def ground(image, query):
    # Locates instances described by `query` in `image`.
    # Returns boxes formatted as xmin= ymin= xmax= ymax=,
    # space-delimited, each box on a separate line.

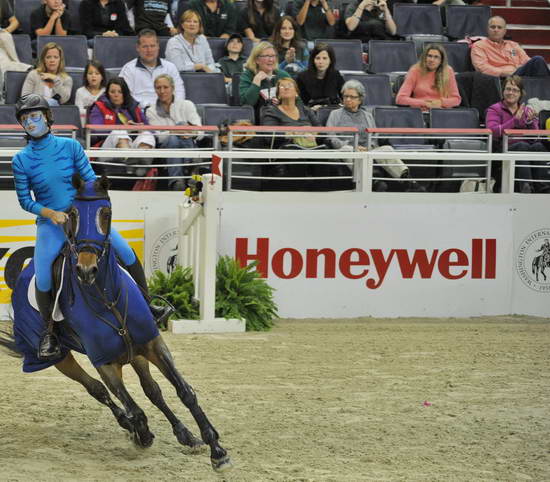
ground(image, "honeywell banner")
xmin=218 ymin=194 xmax=514 ymax=318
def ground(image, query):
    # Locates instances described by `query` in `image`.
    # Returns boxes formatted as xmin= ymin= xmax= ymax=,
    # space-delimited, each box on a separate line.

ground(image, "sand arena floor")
xmin=0 ymin=316 xmax=549 ymax=482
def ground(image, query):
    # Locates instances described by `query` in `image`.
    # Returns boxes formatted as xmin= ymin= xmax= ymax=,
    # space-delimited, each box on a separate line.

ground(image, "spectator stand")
xmin=225 ymin=124 xmax=360 ymax=191
xmin=365 ymin=126 xmax=493 ymax=191
xmin=84 ymin=123 xmax=220 ymax=185
xmin=314 ymin=39 xmax=364 ymax=72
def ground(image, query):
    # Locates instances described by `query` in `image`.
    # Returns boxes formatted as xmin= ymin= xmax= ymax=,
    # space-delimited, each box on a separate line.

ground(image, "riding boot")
xmin=36 ymin=287 xmax=62 ymax=360
xmin=125 ymin=259 xmax=174 ymax=327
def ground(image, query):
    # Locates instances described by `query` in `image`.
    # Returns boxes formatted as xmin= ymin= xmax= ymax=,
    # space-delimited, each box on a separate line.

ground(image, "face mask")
xmin=21 ymin=111 xmax=49 ymax=138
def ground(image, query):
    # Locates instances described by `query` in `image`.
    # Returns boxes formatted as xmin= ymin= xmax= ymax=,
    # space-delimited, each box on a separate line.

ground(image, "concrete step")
xmin=506 ymin=25 xmax=550 ymax=44
xmin=492 ymin=6 xmax=550 ymax=24
xmin=524 ymin=46 xmax=550 ymax=61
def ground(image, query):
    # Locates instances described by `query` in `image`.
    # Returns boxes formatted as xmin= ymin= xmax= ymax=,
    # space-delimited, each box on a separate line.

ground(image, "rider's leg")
xmin=110 ymin=228 xmax=173 ymax=326
xmin=34 ymin=220 xmax=65 ymax=360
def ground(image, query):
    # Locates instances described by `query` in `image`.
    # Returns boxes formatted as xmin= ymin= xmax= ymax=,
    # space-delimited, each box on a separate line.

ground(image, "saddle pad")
xmin=27 ymin=257 xmax=66 ymax=322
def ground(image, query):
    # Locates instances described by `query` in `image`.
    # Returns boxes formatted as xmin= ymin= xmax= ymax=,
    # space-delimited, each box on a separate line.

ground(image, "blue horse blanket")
xmin=12 ymin=254 xmax=159 ymax=373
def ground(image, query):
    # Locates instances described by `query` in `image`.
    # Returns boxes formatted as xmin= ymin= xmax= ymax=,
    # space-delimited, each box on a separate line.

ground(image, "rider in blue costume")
xmin=12 ymin=94 xmax=172 ymax=361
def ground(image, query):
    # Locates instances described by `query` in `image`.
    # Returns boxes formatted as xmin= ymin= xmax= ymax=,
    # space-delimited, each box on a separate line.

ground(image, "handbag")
xmin=132 ymin=167 xmax=158 ymax=191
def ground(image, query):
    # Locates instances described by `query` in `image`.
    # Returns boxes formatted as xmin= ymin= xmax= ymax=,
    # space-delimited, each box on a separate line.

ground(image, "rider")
xmin=537 ymin=238 xmax=550 ymax=257
xmin=12 ymin=94 xmax=172 ymax=361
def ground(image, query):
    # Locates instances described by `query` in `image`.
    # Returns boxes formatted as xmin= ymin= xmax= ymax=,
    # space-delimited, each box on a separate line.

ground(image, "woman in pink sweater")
xmin=396 ymin=44 xmax=460 ymax=111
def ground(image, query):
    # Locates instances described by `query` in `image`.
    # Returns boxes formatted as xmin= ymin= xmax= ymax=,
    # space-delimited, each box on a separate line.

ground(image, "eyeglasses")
xmin=343 ymin=95 xmax=360 ymax=99
xmin=504 ymin=87 xmax=521 ymax=93
xmin=258 ymin=55 xmax=277 ymax=59
xmin=278 ymin=84 xmax=295 ymax=90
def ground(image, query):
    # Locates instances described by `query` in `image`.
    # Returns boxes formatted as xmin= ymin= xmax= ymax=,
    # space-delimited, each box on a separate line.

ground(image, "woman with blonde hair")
xmin=165 ymin=9 xmax=219 ymax=73
xmin=22 ymin=42 xmax=72 ymax=105
xmin=396 ymin=44 xmax=460 ymax=111
xmin=239 ymin=41 xmax=290 ymax=119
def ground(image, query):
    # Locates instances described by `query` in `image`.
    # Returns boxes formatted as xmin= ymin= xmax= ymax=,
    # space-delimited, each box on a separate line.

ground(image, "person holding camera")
xmin=344 ymin=0 xmax=396 ymax=44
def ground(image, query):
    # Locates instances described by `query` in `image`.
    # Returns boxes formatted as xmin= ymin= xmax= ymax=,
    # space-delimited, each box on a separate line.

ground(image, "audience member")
xmin=79 ymin=0 xmax=134 ymax=40
xmin=22 ymin=42 xmax=72 ymax=105
xmin=344 ymin=0 xmax=396 ymax=44
xmin=89 ymin=77 xmax=155 ymax=176
xmin=486 ymin=75 xmax=549 ymax=193
xmin=0 ymin=0 xmax=32 ymax=79
xmin=396 ymin=44 xmax=460 ymax=111
xmin=238 ymin=0 xmax=278 ymax=43
xmin=295 ymin=0 xmax=336 ymax=42
xmin=147 ymin=74 xmax=202 ymax=191
xmin=218 ymin=33 xmax=247 ymax=83
xmin=31 ymin=0 xmax=70 ymax=39
xmin=296 ymin=43 xmax=344 ymax=109
xmin=187 ymin=0 xmax=237 ymax=38
xmin=165 ymin=9 xmax=219 ymax=72
xmin=119 ymin=29 xmax=184 ymax=108
xmin=75 ymin=60 xmax=107 ymax=119
xmin=133 ymin=0 xmax=177 ymax=37
xmin=326 ymin=79 xmax=423 ymax=192
xmin=239 ymin=41 xmax=290 ymax=120
xmin=270 ymin=16 xmax=309 ymax=77
xmin=471 ymin=16 xmax=550 ymax=78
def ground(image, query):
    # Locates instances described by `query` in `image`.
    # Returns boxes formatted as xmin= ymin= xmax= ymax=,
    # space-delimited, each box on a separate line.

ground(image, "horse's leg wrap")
xmin=131 ymin=357 xmax=204 ymax=449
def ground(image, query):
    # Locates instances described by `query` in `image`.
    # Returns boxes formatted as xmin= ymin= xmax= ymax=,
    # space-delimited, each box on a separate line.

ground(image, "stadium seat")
xmin=394 ymin=4 xmax=443 ymax=36
xmin=51 ymin=105 xmax=84 ymax=141
xmin=342 ymin=73 xmax=393 ymax=106
xmin=429 ymin=107 xmax=480 ymax=129
xmin=37 ymin=35 xmax=88 ymax=72
xmin=3 ymin=71 xmax=27 ymax=105
xmin=93 ymin=36 xmax=138 ymax=72
xmin=207 ymin=37 xmax=254 ymax=62
xmin=68 ymin=0 xmax=83 ymax=34
xmin=367 ymin=40 xmax=417 ymax=76
xmin=180 ymin=72 xmax=227 ymax=104
xmin=0 ymin=105 xmax=27 ymax=189
xmin=429 ymin=41 xmax=472 ymax=73
xmin=317 ymin=105 xmax=341 ymax=126
xmin=315 ymin=39 xmax=364 ymax=72
xmin=14 ymin=0 xmax=36 ymax=35
xmin=68 ymin=71 xmax=85 ymax=105
xmin=522 ymin=77 xmax=550 ymax=102
xmin=445 ymin=5 xmax=491 ymax=40
xmin=0 ymin=104 xmax=16 ymax=125
xmin=406 ymin=34 xmax=448 ymax=57
xmin=199 ymin=104 xmax=254 ymax=126
xmin=230 ymin=72 xmax=241 ymax=106
xmin=12 ymin=35 xmax=33 ymax=66
xmin=540 ymin=110 xmax=550 ymax=128
xmin=374 ymin=106 xmax=437 ymax=184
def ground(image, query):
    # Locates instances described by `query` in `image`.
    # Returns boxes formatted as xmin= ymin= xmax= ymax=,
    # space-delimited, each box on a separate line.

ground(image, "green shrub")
xmin=215 ymin=256 xmax=277 ymax=331
xmin=148 ymin=257 xmax=278 ymax=331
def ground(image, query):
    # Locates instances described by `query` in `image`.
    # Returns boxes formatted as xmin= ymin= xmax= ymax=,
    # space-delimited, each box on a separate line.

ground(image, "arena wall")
xmin=0 ymin=190 xmax=548 ymax=319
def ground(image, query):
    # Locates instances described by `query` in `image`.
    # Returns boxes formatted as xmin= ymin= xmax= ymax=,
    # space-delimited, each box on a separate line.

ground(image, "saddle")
xmin=27 ymin=253 xmax=67 ymax=322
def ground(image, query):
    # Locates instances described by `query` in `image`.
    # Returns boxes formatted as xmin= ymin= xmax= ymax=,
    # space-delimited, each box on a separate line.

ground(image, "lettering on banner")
xmin=235 ymin=237 xmax=497 ymax=289
xmin=516 ymin=228 xmax=550 ymax=293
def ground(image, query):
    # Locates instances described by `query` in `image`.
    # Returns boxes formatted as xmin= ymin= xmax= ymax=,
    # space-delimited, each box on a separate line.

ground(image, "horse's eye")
xmin=68 ymin=208 xmax=79 ymax=238
xmin=96 ymin=207 xmax=111 ymax=235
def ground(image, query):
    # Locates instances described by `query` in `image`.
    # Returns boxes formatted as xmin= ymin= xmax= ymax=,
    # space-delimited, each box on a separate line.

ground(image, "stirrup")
xmin=150 ymin=304 xmax=175 ymax=328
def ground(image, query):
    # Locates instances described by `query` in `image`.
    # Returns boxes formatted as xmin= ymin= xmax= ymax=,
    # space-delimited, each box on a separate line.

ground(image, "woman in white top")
xmin=147 ymin=74 xmax=202 ymax=190
xmin=21 ymin=42 xmax=72 ymax=105
xmin=74 ymin=60 xmax=107 ymax=120
xmin=165 ymin=9 xmax=219 ymax=73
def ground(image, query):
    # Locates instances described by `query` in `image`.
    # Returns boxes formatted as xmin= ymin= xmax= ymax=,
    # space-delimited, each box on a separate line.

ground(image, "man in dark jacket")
xmin=79 ymin=0 xmax=134 ymax=39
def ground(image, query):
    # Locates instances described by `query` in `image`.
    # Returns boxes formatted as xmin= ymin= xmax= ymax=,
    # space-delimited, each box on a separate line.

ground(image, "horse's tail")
xmin=0 ymin=319 xmax=22 ymax=358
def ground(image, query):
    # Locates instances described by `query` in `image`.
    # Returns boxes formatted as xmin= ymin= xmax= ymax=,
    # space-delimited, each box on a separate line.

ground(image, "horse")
xmin=2 ymin=174 xmax=232 ymax=473
xmin=532 ymin=252 xmax=550 ymax=282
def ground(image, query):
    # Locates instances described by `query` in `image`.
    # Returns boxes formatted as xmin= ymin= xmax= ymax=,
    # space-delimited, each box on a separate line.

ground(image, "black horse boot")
xmin=125 ymin=258 xmax=174 ymax=327
xmin=36 ymin=287 xmax=62 ymax=360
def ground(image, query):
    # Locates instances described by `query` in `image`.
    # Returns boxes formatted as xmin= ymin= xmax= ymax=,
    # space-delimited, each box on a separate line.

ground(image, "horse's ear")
xmin=72 ymin=173 xmax=84 ymax=191
xmin=98 ymin=174 xmax=110 ymax=192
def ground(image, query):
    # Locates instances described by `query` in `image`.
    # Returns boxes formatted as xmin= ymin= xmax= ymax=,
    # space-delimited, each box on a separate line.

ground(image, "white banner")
xmin=1 ymin=190 xmax=547 ymax=319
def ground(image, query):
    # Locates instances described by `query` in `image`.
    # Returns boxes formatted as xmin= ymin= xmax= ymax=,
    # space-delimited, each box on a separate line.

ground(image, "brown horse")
xmin=3 ymin=175 xmax=232 ymax=473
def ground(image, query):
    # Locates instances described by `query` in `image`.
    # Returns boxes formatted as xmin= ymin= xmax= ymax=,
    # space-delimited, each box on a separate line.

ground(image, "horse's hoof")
xmin=133 ymin=429 xmax=155 ymax=448
xmin=211 ymin=454 xmax=233 ymax=473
